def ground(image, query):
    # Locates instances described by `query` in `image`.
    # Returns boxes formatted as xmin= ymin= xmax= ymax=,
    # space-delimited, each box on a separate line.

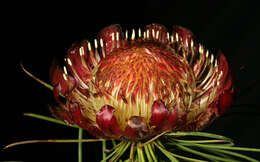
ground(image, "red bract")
xmin=49 ymin=24 xmax=234 ymax=140
xmin=96 ymin=105 xmax=122 ymax=138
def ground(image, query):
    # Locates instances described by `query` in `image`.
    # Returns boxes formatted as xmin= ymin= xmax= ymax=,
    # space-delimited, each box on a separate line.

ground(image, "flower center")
xmin=86 ymin=42 xmax=188 ymax=130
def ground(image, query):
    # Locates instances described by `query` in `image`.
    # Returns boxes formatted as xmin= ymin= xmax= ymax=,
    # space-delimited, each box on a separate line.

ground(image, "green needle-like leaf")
xmin=102 ymin=140 xmax=107 ymax=161
xmin=111 ymin=140 xmax=117 ymax=147
xmin=155 ymin=141 xmax=207 ymax=162
xmin=110 ymin=142 xmax=130 ymax=162
xmin=78 ymin=128 xmax=83 ymax=162
xmin=166 ymin=132 xmax=233 ymax=143
xmin=101 ymin=142 xmax=124 ymax=162
xmin=211 ymin=149 xmax=259 ymax=162
xmin=154 ymin=141 xmax=179 ymax=162
xmin=147 ymin=143 xmax=158 ymax=162
xmin=173 ymin=142 xmax=238 ymax=162
xmin=4 ymin=139 xmax=104 ymax=149
xmin=144 ymin=144 xmax=152 ymax=161
xmin=180 ymin=143 xmax=260 ymax=152
xmin=129 ymin=142 xmax=135 ymax=162
xmin=21 ymin=63 xmax=54 ymax=91
xmin=120 ymin=142 xmax=131 ymax=159
xmin=24 ymin=113 xmax=80 ymax=128
xmin=201 ymin=147 xmax=235 ymax=159
xmin=172 ymin=139 xmax=233 ymax=145
xmin=137 ymin=142 xmax=146 ymax=162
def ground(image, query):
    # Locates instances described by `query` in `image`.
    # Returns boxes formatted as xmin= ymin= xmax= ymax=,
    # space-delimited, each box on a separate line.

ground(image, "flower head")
xmin=49 ymin=24 xmax=234 ymax=140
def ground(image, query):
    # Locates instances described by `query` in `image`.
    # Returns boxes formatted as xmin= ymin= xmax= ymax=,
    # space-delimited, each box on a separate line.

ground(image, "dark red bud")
xmin=70 ymin=103 xmax=90 ymax=129
xmin=53 ymin=85 xmax=65 ymax=107
xmin=216 ymin=52 xmax=233 ymax=101
xmin=163 ymin=107 xmax=178 ymax=130
xmin=98 ymin=24 xmax=123 ymax=54
xmin=217 ymin=52 xmax=229 ymax=79
xmin=150 ymin=100 xmax=169 ymax=131
xmin=145 ymin=24 xmax=168 ymax=42
xmin=96 ymin=105 xmax=122 ymax=136
xmin=66 ymin=41 xmax=93 ymax=87
xmin=216 ymin=52 xmax=230 ymax=91
xmin=173 ymin=26 xmax=194 ymax=47
xmin=219 ymin=90 xmax=233 ymax=115
xmin=50 ymin=61 xmax=75 ymax=95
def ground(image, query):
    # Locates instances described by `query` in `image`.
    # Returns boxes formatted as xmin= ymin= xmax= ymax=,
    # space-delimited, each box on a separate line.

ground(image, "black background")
xmin=2 ymin=1 xmax=260 ymax=161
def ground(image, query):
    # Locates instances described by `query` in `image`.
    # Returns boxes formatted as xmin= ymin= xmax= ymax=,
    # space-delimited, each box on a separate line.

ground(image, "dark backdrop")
xmin=2 ymin=1 xmax=260 ymax=161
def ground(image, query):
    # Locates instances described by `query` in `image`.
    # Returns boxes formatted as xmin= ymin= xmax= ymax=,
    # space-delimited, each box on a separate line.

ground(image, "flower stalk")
xmin=78 ymin=128 xmax=83 ymax=162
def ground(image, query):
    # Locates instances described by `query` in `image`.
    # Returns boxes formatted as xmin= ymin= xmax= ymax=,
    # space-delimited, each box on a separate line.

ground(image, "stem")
xmin=129 ymin=142 xmax=135 ymax=162
xmin=102 ymin=140 xmax=106 ymax=160
xmin=138 ymin=131 xmax=167 ymax=148
xmin=4 ymin=139 xmax=105 ymax=149
xmin=78 ymin=128 xmax=83 ymax=162
xmin=111 ymin=140 xmax=117 ymax=147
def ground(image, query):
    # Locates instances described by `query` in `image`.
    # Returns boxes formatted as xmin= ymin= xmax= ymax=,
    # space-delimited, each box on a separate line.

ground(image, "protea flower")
xmin=49 ymin=24 xmax=234 ymax=141
xmin=10 ymin=23 xmax=260 ymax=161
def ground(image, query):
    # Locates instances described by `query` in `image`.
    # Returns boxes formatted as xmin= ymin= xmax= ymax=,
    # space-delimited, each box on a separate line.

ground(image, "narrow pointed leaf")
xmin=154 ymin=142 xmax=179 ymax=162
xmin=174 ymin=142 xmax=238 ymax=162
xmin=144 ymin=145 xmax=152 ymax=162
xmin=78 ymin=128 xmax=83 ymax=162
xmin=4 ymin=139 xmax=104 ymax=149
xmin=21 ymin=63 xmax=54 ymax=91
xmin=181 ymin=143 xmax=260 ymax=152
xmin=101 ymin=141 xmax=124 ymax=162
xmin=137 ymin=142 xmax=145 ymax=162
xmin=24 ymin=113 xmax=79 ymax=128
xmin=166 ymin=131 xmax=233 ymax=143
xmin=147 ymin=143 xmax=158 ymax=162
xmin=102 ymin=140 xmax=107 ymax=160
xmin=212 ymin=149 xmax=259 ymax=162
xmin=155 ymin=141 xmax=206 ymax=162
